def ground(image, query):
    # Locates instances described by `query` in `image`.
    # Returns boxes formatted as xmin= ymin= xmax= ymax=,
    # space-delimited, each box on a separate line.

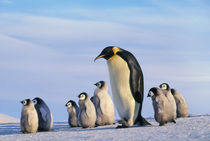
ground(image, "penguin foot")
xmin=159 ymin=123 xmax=165 ymax=126
xmin=116 ymin=124 xmax=129 ymax=128
xmin=172 ymin=119 xmax=176 ymax=124
xmin=117 ymin=120 xmax=127 ymax=124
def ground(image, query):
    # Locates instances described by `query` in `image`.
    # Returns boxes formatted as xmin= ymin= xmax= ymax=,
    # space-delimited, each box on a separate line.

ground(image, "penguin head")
xmin=159 ymin=83 xmax=170 ymax=90
xmin=32 ymin=97 xmax=44 ymax=105
xmin=66 ymin=100 xmax=77 ymax=108
xmin=94 ymin=81 xmax=105 ymax=89
xmin=147 ymin=87 xmax=158 ymax=98
xmin=94 ymin=46 xmax=120 ymax=61
xmin=21 ymin=99 xmax=32 ymax=106
xmin=78 ymin=92 xmax=88 ymax=101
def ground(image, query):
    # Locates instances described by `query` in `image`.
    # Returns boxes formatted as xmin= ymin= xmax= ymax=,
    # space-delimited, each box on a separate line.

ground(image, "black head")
xmin=65 ymin=100 xmax=77 ymax=107
xmin=78 ymin=92 xmax=88 ymax=101
xmin=171 ymin=89 xmax=176 ymax=95
xmin=94 ymin=46 xmax=121 ymax=61
xmin=32 ymin=97 xmax=44 ymax=105
xmin=147 ymin=87 xmax=159 ymax=97
xmin=20 ymin=99 xmax=31 ymax=106
xmin=94 ymin=80 xmax=105 ymax=89
xmin=159 ymin=83 xmax=170 ymax=90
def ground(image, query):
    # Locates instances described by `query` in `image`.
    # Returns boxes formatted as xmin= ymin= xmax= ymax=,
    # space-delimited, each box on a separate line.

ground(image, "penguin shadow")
xmin=52 ymin=121 xmax=71 ymax=131
xmin=188 ymin=114 xmax=210 ymax=118
xmin=0 ymin=122 xmax=22 ymax=135
xmin=52 ymin=121 xmax=117 ymax=132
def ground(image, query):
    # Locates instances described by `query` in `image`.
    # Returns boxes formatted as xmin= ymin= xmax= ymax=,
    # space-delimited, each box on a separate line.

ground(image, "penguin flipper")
xmin=40 ymin=107 xmax=47 ymax=122
xmin=95 ymin=95 xmax=103 ymax=115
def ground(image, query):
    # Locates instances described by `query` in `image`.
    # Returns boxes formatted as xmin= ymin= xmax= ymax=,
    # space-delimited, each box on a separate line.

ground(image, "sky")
xmin=0 ymin=0 xmax=210 ymax=121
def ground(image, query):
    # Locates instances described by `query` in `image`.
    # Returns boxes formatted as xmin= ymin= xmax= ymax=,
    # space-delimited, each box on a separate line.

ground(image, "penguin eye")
xmin=97 ymin=83 xmax=102 ymax=88
xmin=67 ymin=103 xmax=72 ymax=107
xmin=33 ymin=99 xmax=37 ymax=105
xmin=80 ymin=94 xmax=86 ymax=100
xmin=162 ymin=84 xmax=167 ymax=90
xmin=23 ymin=100 xmax=27 ymax=105
xmin=148 ymin=91 xmax=154 ymax=97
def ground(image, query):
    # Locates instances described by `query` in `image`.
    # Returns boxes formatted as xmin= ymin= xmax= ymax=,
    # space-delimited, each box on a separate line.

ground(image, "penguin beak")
xmin=94 ymin=54 xmax=105 ymax=62
xmin=20 ymin=100 xmax=23 ymax=104
xmin=94 ymin=83 xmax=97 ymax=86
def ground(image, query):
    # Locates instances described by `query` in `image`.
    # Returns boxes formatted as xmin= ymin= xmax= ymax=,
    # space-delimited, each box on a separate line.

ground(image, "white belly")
xmin=107 ymin=55 xmax=139 ymax=121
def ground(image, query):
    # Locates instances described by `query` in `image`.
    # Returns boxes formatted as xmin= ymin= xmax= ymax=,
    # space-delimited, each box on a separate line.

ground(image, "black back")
xmin=117 ymin=48 xmax=150 ymax=125
xmin=117 ymin=48 xmax=144 ymax=103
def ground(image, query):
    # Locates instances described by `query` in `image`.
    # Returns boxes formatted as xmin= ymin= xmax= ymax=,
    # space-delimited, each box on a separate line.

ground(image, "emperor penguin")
xmin=65 ymin=100 xmax=80 ymax=127
xmin=147 ymin=88 xmax=176 ymax=126
xmin=32 ymin=97 xmax=53 ymax=131
xmin=93 ymin=80 xmax=115 ymax=126
xmin=78 ymin=92 xmax=96 ymax=128
xmin=20 ymin=99 xmax=38 ymax=133
xmin=171 ymin=89 xmax=189 ymax=118
xmin=159 ymin=83 xmax=177 ymax=120
xmin=94 ymin=46 xmax=150 ymax=127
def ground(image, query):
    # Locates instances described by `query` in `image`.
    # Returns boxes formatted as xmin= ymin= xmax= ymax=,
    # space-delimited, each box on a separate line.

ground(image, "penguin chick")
xmin=171 ymin=89 xmax=189 ymax=118
xmin=65 ymin=100 xmax=80 ymax=127
xmin=20 ymin=99 xmax=38 ymax=133
xmin=147 ymin=88 xmax=176 ymax=126
xmin=93 ymin=81 xmax=115 ymax=126
xmin=32 ymin=97 xmax=53 ymax=131
xmin=78 ymin=92 xmax=96 ymax=128
xmin=159 ymin=83 xmax=177 ymax=120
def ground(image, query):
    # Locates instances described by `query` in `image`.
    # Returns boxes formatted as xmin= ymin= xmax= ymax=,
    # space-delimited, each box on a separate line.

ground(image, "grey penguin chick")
xmin=32 ymin=97 xmax=53 ymax=131
xmin=65 ymin=100 xmax=80 ymax=127
xmin=147 ymin=88 xmax=176 ymax=126
xmin=93 ymin=81 xmax=115 ymax=126
xmin=78 ymin=92 xmax=96 ymax=128
xmin=171 ymin=89 xmax=189 ymax=118
xmin=159 ymin=83 xmax=177 ymax=120
xmin=20 ymin=99 xmax=38 ymax=133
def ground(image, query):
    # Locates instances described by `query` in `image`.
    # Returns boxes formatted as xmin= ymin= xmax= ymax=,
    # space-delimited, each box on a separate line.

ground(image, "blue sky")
xmin=0 ymin=0 xmax=210 ymax=120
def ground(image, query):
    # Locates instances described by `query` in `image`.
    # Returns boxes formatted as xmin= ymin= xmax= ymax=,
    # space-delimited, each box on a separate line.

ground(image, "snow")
xmin=0 ymin=114 xmax=210 ymax=141
xmin=0 ymin=114 xmax=19 ymax=123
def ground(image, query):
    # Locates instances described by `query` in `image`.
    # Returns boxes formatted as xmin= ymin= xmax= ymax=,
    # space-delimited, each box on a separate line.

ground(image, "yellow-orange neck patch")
xmin=112 ymin=47 xmax=120 ymax=54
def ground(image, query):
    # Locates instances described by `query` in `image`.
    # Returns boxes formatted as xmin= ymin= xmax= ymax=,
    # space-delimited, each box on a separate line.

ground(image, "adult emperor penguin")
xmin=78 ymin=92 xmax=96 ymax=128
xmin=94 ymin=46 xmax=150 ymax=127
xmin=32 ymin=97 xmax=53 ymax=131
xmin=20 ymin=99 xmax=38 ymax=133
xmin=171 ymin=88 xmax=189 ymax=118
xmin=93 ymin=80 xmax=115 ymax=126
xmin=147 ymin=88 xmax=176 ymax=126
xmin=159 ymin=83 xmax=177 ymax=120
xmin=65 ymin=100 xmax=80 ymax=127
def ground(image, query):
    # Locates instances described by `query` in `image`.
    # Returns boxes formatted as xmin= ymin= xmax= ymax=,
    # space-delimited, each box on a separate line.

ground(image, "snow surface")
xmin=0 ymin=114 xmax=210 ymax=141
xmin=0 ymin=114 xmax=19 ymax=123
